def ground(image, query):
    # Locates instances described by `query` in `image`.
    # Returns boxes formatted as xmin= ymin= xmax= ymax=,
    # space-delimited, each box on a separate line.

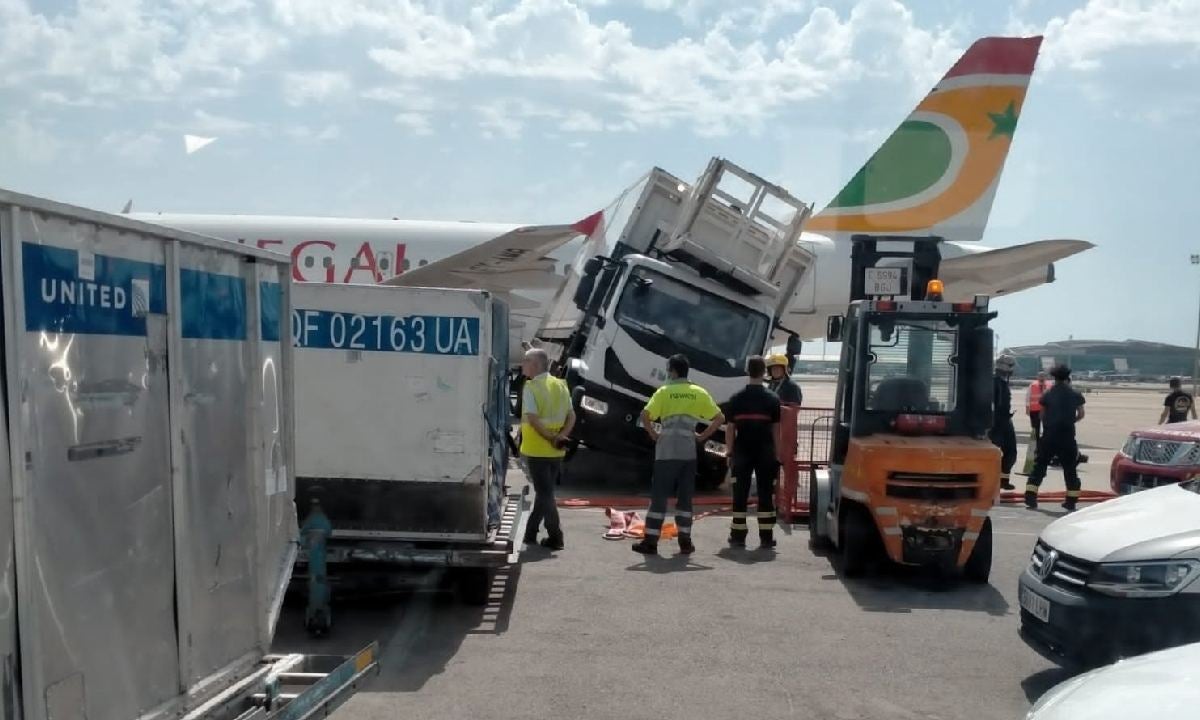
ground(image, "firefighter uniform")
xmin=723 ymin=383 xmax=782 ymax=548
xmin=1025 ymin=379 xmax=1086 ymax=511
xmin=765 ymin=354 xmax=803 ymax=405
xmin=638 ymin=379 xmax=722 ymax=550
xmin=990 ymin=357 xmax=1018 ymax=491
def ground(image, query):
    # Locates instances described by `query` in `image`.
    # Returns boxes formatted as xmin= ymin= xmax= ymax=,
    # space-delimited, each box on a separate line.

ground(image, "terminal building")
xmin=1001 ymin=339 xmax=1199 ymax=380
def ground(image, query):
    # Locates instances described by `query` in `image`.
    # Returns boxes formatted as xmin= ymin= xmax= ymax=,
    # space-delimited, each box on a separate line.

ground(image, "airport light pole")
xmin=1192 ymin=254 xmax=1200 ymax=397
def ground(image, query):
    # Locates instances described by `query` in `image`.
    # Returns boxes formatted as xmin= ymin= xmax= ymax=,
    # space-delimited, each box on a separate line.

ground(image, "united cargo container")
xmin=0 ymin=189 xmax=376 ymax=720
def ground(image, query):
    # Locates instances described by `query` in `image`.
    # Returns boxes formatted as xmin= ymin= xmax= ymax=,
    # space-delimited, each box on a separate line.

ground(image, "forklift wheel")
xmin=457 ymin=568 xmax=493 ymax=606
xmin=807 ymin=476 xmax=830 ymax=549
xmin=840 ymin=507 xmax=873 ymax=578
xmin=964 ymin=517 xmax=993 ymax=584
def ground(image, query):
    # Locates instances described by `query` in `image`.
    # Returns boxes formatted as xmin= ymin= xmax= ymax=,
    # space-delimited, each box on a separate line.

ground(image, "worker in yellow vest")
xmin=631 ymin=354 xmax=725 ymax=556
xmin=1025 ymin=371 xmax=1049 ymax=442
xmin=519 ymin=348 xmax=575 ymax=551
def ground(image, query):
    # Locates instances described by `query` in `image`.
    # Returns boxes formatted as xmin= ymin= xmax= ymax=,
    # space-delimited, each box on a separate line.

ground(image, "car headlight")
xmin=1120 ymin=435 xmax=1138 ymax=457
xmin=580 ymin=395 xmax=608 ymax=415
xmin=704 ymin=439 xmax=727 ymax=457
xmin=1088 ymin=560 xmax=1200 ymax=598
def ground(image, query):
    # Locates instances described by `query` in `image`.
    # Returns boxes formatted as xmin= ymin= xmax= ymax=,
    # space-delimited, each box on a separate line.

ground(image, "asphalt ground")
xmin=272 ymin=384 xmax=1169 ymax=719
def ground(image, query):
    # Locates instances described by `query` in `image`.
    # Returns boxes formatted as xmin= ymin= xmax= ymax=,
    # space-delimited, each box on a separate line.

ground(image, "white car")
xmin=1018 ymin=479 xmax=1200 ymax=666
xmin=1026 ymin=641 xmax=1200 ymax=719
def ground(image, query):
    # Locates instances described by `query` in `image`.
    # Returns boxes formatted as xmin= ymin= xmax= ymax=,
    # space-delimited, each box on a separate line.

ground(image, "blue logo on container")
xmin=23 ymin=243 xmax=165 ymax=336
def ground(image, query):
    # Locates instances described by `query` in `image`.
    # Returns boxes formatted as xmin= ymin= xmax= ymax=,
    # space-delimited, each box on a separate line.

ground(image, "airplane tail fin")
xmin=121 ymin=199 xmax=133 ymax=214
xmin=807 ymin=35 xmax=1043 ymax=242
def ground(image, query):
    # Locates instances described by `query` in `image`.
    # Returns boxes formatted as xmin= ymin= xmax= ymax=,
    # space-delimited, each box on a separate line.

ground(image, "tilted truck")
xmin=289 ymin=282 xmax=527 ymax=631
xmin=809 ymin=236 xmax=1000 ymax=581
xmin=0 ymin=189 xmax=377 ymax=720
xmin=536 ymin=158 xmax=814 ymax=488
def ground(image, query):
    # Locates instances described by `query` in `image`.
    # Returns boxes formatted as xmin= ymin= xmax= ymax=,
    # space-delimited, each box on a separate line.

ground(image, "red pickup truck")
xmin=1111 ymin=421 xmax=1200 ymax=494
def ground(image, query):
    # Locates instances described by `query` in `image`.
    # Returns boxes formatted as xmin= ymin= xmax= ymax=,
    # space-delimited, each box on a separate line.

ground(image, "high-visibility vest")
xmin=520 ymin=374 xmax=571 ymax=458
xmin=1027 ymin=380 xmax=1048 ymax=412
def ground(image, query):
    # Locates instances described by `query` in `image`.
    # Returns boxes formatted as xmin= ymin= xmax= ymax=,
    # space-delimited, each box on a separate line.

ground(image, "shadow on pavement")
xmin=1021 ymin=666 xmax=1076 ymax=704
xmin=272 ymin=564 xmax=523 ymax=693
xmin=715 ymin=546 xmax=778 ymax=565
xmin=626 ymin=553 xmax=714 ymax=573
xmin=810 ymin=552 xmax=1012 ymax=616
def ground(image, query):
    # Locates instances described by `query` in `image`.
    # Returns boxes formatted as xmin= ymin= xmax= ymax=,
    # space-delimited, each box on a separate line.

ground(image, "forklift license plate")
xmin=865 ymin=267 xmax=904 ymax=296
xmin=1019 ymin=587 xmax=1051 ymax=623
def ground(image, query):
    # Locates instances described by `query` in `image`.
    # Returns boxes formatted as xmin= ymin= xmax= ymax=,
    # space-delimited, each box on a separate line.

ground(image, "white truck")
xmin=537 ymin=158 xmax=815 ymax=488
xmin=0 ymin=189 xmax=376 ymax=720
xmin=289 ymin=282 xmax=526 ymax=627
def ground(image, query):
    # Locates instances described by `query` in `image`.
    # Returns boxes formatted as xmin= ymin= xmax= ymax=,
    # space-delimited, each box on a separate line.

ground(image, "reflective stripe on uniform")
xmin=1065 ymin=490 xmax=1081 ymax=497
xmin=1025 ymin=484 xmax=1039 ymax=493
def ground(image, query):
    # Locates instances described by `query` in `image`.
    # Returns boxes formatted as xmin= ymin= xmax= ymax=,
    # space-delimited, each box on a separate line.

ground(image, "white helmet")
xmin=995 ymin=354 xmax=1016 ymax=373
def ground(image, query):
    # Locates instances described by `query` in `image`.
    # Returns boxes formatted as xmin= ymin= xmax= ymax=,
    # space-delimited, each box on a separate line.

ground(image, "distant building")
xmin=1001 ymin=339 xmax=1198 ymax=380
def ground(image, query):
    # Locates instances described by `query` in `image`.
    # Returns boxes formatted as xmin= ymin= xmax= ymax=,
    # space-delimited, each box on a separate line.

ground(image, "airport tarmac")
xmin=273 ymin=383 xmax=1172 ymax=719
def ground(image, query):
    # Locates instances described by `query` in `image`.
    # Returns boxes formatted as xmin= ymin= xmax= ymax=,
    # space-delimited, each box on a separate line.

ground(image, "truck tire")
xmin=840 ymin=506 xmax=873 ymax=578
xmin=808 ymin=476 xmax=830 ymax=549
xmin=457 ymin=568 xmax=493 ymax=606
xmin=964 ymin=517 xmax=993 ymax=584
xmin=305 ymin=609 xmax=332 ymax=637
xmin=696 ymin=460 xmax=726 ymax=491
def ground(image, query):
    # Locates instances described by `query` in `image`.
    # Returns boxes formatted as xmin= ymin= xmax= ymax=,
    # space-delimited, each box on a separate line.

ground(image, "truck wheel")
xmin=808 ymin=476 xmax=830 ymax=549
xmin=696 ymin=460 xmax=726 ymax=491
xmin=964 ymin=518 xmax=993 ymax=584
xmin=305 ymin=610 xmax=331 ymax=637
xmin=457 ymin=568 xmax=493 ymax=606
xmin=840 ymin=507 xmax=873 ymax=578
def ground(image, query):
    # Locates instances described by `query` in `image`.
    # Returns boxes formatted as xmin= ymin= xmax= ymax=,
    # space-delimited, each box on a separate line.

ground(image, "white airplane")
xmin=130 ymin=35 xmax=1091 ymax=357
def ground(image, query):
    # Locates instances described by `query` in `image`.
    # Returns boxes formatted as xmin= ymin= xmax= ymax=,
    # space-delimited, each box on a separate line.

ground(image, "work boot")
xmin=727 ymin=533 xmax=746 ymax=548
xmin=759 ymin=537 xmax=777 ymax=551
xmin=1001 ymin=477 xmax=1016 ymax=491
xmin=540 ymin=532 xmax=564 ymax=551
xmin=1024 ymin=491 xmax=1038 ymax=510
xmin=678 ymin=535 xmax=695 ymax=555
xmin=1061 ymin=502 xmax=1077 ymax=513
xmin=523 ymin=531 xmax=538 ymax=546
xmin=631 ymin=539 xmax=658 ymax=555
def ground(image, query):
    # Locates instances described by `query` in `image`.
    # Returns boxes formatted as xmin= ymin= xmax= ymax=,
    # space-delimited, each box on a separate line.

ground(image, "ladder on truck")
xmin=660 ymin=157 xmax=814 ymax=319
xmin=179 ymin=644 xmax=379 ymax=720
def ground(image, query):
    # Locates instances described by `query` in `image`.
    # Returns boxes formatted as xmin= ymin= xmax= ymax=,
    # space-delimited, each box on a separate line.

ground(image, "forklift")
xmin=809 ymin=236 xmax=1000 ymax=581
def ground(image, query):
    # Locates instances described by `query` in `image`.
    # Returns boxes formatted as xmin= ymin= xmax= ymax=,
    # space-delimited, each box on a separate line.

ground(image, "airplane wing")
xmin=940 ymin=239 xmax=1094 ymax=298
xmin=382 ymin=211 xmax=603 ymax=292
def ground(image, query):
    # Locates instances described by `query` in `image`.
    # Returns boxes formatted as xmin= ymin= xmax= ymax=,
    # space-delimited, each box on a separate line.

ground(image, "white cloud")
xmin=0 ymin=112 xmax=63 ymax=165
xmin=394 ymin=112 xmax=434 ymax=136
xmin=103 ymin=130 xmax=164 ymax=164
xmin=188 ymin=109 xmax=255 ymax=134
xmin=282 ymin=70 xmax=352 ymax=105
xmin=285 ymin=123 xmax=343 ymax=141
xmin=1034 ymin=0 xmax=1200 ymax=70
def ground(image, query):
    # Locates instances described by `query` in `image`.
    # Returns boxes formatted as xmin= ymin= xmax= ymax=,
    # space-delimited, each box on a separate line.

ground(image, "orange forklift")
xmin=809 ymin=236 xmax=1000 ymax=581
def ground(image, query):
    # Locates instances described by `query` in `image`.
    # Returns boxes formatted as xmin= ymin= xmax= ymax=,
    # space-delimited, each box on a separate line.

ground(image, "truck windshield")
xmin=615 ymin=267 xmax=769 ymax=374
xmin=865 ymin=318 xmax=958 ymax=413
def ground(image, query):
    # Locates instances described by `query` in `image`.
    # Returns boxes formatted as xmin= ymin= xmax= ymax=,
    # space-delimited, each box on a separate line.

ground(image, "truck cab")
xmin=810 ymin=237 xmax=1000 ymax=580
xmin=537 ymin=158 xmax=814 ymax=487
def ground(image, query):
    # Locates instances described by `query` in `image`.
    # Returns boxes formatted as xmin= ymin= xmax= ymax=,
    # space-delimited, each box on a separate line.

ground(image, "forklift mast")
xmin=848 ymin=234 xmax=944 ymax=302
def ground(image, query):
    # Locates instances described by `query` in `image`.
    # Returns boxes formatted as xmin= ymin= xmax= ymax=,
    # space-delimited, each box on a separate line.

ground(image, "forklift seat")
xmin=872 ymin=377 xmax=931 ymax=412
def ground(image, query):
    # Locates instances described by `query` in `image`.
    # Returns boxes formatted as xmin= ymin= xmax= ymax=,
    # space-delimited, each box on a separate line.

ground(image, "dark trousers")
xmin=524 ymin=456 xmax=563 ymax=540
xmin=644 ymin=459 xmax=696 ymax=541
xmin=990 ymin=419 xmax=1017 ymax=479
xmin=1029 ymin=412 xmax=1041 ymax=442
xmin=730 ymin=452 xmax=778 ymax=542
xmin=1026 ymin=433 xmax=1081 ymax=506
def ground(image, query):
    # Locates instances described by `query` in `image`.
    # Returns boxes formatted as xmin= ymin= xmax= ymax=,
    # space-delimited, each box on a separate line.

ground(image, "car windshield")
xmin=865 ymin=318 xmax=958 ymax=413
xmin=614 ymin=267 xmax=769 ymax=372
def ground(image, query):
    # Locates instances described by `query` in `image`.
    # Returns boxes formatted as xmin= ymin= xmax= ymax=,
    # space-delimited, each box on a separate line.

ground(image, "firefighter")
xmin=765 ymin=353 xmax=803 ymax=405
xmin=723 ymin=356 xmax=782 ymax=549
xmin=991 ymin=354 xmax=1018 ymax=491
xmin=1025 ymin=371 xmax=1049 ymax=441
xmin=632 ymin=354 xmax=725 ymax=556
xmin=1025 ymin=364 xmax=1086 ymax=512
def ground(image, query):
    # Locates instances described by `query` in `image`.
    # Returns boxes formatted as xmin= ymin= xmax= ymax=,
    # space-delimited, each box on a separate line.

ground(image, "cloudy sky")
xmin=1 ymin=0 xmax=1198 ymax=349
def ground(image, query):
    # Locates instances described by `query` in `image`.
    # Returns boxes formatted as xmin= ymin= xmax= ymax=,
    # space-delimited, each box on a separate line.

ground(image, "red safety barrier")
xmin=776 ymin=406 xmax=836 ymax=524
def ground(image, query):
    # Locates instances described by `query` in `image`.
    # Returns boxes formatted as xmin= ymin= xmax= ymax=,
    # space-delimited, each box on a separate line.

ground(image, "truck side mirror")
xmin=571 ymin=257 xmax=603 ymax=310
xmin=826 ymin=315 xmax=844 ymax=342
xmin=785 ymin=334 xmax=802 ymax=358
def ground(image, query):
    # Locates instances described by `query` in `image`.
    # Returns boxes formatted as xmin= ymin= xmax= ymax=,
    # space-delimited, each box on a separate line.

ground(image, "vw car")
xmin=1018 ymin=479 xmax=1200 ymax=666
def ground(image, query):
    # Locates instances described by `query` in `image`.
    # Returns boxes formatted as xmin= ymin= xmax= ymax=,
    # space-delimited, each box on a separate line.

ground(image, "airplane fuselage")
xmin=129 ymin=213 xmax=1033 ymax=350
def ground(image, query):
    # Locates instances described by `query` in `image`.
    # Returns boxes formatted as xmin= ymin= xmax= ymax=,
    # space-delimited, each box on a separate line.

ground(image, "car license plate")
xmin=1020 ymin=587 xmax=1051 ymax=623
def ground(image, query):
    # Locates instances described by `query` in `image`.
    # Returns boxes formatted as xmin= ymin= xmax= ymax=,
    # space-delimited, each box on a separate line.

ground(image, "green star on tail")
xmin=988 ymin=101 xmax=1019 ymax=139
